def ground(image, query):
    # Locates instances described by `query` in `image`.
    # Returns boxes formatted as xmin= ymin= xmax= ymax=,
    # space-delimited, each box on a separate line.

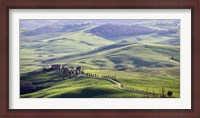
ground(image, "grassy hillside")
xmin=85 ymin=68 xmax=180 ymax=97
xmin=87 ymin=24 xmax=179 ymax=46
xmin=21 ymin=27 xmax=113 ymax=54
xmin=20 ymin=24 xmax=180 ymax=73
xmin=20 ymin=68 xmax=179 ymax=98
xmin=44 ymin=42 xmax=180 ymax=69
xmin=20 ymin=71 xmax=146 ymax=98
xmin=20 ymin=27 xmax=114 ymax=73
xmin=20 ymin=20 xmax=180 ymax=98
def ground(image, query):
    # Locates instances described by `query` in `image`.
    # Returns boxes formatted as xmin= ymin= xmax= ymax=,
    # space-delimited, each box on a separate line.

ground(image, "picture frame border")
xmin=0 ymin=0 xmax=199 ymax=117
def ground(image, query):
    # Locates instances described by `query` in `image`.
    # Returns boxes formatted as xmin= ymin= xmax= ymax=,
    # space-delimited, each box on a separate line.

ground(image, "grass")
xmin=20 ymin=27 xmax=114 ymax=73
xmin=20 ymin=24 xmax=180 ymax=98
xmin=20 ymin=74 xmax=147 ymax=98
xmin=21 ymin=68 xmax=180 ymax=98
xmin=41 ymin=43 xmax=180 ymax=70
xmin=20 ymin=26 xmax=180 ymax=73
xmin=85 ymin=68 xmax=180 ymax=98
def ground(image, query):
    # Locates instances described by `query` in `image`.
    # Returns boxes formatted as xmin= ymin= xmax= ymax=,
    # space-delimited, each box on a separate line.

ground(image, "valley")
xmin=20 ymin=19 xmax=180 ymax=98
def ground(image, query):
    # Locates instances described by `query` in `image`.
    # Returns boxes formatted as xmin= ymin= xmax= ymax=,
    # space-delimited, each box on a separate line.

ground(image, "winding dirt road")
xmin=105 ymin=78 xmax=158 ymax=96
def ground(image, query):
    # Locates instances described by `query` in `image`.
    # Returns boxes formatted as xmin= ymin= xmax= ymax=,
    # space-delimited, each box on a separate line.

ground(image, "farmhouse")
xmin=51 ymin=64 xmax=62 ymax=70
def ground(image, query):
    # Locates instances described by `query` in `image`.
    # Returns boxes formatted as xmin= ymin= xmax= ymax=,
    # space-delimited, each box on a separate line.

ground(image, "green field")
xmin=85 ymin=68 xmax=180 ymax=97
xmin=21 ymin=70 xmax=147 ymax=98
xmin=20 ymin=20 xmax=180 ymax=98
xmin=21 ymin=67 xmax=179 ymax=98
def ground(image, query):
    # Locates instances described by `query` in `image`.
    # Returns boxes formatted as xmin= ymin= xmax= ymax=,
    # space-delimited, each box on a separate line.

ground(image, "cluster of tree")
xmin=159 ymin=88 xmax=173 ymax=98
xmin=59 ymin=66 xmax=83 ymax=79
xmin=102 ymin=75 xmax=116 ymax=79
xmin=43 ymin=67 xmax=53 ymax=72
xmin=101 ymin=75 xmax=119 ymax=82
xmin=20 ymin=81 xmax=45 ymax=95
xmin=84 ymin=73 xmax=120 ymax=85
xmin=85 ymin=73 xmax=98 ymax=78
xmin=42 ymin=65 xmax=83 ymax=79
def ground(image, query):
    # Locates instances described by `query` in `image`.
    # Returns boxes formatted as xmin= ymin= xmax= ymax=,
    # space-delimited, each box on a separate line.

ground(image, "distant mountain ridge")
xmin=20 ymin=19 xmax=180 ymax=31
xmin=20 ymin=20 xmax=59 ymax=31
xmin=20 ymin=20 xmax=179 ymax=45
xmin=22 ymin=23 xmax=91 ymax=36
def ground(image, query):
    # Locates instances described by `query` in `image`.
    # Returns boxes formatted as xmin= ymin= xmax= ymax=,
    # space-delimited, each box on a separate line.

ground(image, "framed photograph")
xmin=0 ymin=0 xmax=199 ymax=117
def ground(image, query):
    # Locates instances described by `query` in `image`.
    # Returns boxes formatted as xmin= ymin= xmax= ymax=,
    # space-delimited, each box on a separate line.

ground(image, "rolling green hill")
xmin=85 ymin=68 xmax=180 ymax=97
xmin=20 ymin=24 xmax=180 ymax=74
xmin=20 ymin=70 xmax=147 ymax=98
xmin=20 ymin=67 xmax=179 ymax=98
xmin=20 ymin=27 xmax=114 ymax=73
xmin=21 ymin=26 xmax=114 ymax=54
xmin=20 ymin=20 xmax=180 ymax=98
xmin=20 ymin=68 xmax=179 ymax=98
xmin=44 ymin=42 xmax=180 ymax=69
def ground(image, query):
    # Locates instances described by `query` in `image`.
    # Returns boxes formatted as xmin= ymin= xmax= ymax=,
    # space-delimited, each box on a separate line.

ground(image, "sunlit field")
xmin=20 ymin=19 xmax=180 ymax=98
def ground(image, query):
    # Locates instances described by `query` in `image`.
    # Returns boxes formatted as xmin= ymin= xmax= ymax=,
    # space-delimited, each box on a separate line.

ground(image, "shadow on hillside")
xmin=52 ymin=88 xmax=117 ymax=98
